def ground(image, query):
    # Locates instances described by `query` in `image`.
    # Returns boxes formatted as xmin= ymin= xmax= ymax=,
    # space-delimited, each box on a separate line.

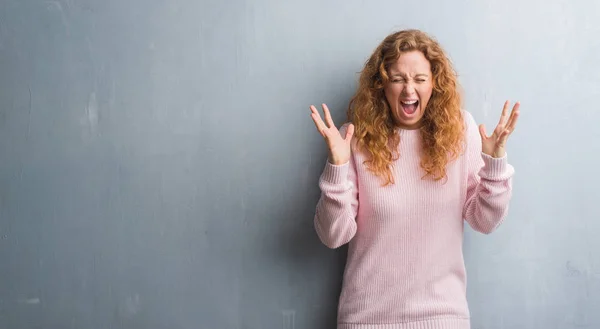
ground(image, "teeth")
xmin=401 ymin=100 xmax=418 ymax=105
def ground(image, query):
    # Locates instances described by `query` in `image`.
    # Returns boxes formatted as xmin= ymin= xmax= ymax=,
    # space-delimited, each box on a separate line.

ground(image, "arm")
xmin=463 ymin=111 xmax=515 ymax=234
xmin=314 ymin=124 xmax=359 ymax=248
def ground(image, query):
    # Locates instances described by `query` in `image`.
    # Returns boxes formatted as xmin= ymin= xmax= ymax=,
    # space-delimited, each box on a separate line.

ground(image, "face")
xmin=384 ymin=50 xmax=433 ymax=129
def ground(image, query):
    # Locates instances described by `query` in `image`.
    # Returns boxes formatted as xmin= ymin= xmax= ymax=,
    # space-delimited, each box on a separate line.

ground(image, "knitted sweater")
xmin=314 ymin=111 xmax=514 ymax=329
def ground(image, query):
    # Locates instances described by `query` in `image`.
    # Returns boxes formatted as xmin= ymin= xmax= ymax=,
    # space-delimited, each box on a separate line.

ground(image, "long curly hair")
xmin=348 ymin=29 xmax=465 ymax=185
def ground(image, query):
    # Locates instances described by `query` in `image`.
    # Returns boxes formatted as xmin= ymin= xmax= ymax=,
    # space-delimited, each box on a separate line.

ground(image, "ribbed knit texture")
xmin=314 ymin=111 xmax=514 ymax=329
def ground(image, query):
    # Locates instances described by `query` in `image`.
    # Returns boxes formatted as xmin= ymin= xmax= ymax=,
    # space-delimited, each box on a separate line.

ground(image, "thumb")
xmin=478 ymin=124 xmax=487 ymax=141
xmin=345 ymin=123 xmax=355 ymax=142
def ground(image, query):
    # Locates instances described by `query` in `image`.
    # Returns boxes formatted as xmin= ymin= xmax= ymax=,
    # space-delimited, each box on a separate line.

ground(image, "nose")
xmin=402 ymin=82 xmax=416 ymax=95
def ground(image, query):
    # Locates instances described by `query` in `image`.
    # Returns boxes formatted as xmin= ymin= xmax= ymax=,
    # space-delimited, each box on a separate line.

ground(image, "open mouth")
xmin=401 ymin=100 xmax=419 ymax=115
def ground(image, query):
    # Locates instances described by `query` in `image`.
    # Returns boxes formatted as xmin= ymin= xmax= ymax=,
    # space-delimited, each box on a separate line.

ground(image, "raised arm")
xmin=314 ymin=143 xmax=359 ymax=248
xmin=463 ymin=102 xmax=519 ymax=234
xmin=309 ymin=104 xmax=358 ymax=248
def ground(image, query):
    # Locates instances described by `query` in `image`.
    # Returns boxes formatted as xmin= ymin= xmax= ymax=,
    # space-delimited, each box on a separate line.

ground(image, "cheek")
xmin=384 ymin=87 xmax=398 ymax=107
xmin=385 ymin=85 xmax=402 ymax=101
xmin=418 ymin=85 xmax=433 ymax=101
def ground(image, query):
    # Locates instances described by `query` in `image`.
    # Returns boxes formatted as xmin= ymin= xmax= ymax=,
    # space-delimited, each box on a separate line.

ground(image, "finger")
xmin=496 ymin=103 xmax=518 ymax=148
xmin=499 ymin=105 xmax=519 ymax=140
xmin=310 ymin=114 xmax=327 ymax=137
xmin=310 ymin=106 xmax=328 ymax=136
xmin=505 ymin=102 xmax=520 ymax=132
xmin=497 ymin=128 xmax=511 ymax=146
xmin=506 ymin=111 xmax=519 ymax=133
xmin=496 ymin=100 xmax=510 ymax=128
xmin=345 ymin=123 xmax=355 ymax=142
xmin=322 ymin=103 xmax=335 ymax=129
xmin=310 ymin=105 xmax=324 ymax=126
xmin=512 ymin=101 xmax=520 ymax=112
xmin=478 ymin=124 xmax=488 ymax=140
xmin=492 ymin=101 xmax=511 ymax=137
xmin=504 ymin=113 xmax=519 ymax=136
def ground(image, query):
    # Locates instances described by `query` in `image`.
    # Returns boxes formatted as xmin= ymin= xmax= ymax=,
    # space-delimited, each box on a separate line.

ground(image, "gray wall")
xmin=1 ymin=0 xmax=598 ymax=328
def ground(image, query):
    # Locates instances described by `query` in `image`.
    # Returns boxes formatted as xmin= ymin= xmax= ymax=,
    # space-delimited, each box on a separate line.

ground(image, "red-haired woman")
xmin=310 ymin=29 xmax=520 ymax=329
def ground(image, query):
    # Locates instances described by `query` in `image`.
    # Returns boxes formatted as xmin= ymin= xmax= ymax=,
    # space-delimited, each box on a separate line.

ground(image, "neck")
xmin=394 ymin=121 xmax=422 ymax=130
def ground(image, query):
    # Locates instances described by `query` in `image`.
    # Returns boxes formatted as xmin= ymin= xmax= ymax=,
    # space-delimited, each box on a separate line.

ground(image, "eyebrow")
xmin=390 ymin=73 xmax=429 ymax=78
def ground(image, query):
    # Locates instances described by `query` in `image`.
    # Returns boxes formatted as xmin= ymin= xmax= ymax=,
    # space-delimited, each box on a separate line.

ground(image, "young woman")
xmin=309 ymin=29 xmax=520 ymax=329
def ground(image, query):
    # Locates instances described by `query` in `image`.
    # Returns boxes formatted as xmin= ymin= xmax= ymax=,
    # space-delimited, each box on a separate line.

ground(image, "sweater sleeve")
xmin=314 ymin=125 xmax=359 ymax=249
xmin=462 ymin=111 xmax=515 ymax=234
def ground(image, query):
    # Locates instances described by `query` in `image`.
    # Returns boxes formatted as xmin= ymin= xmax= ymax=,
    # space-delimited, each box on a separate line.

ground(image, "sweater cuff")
xmin=321 ymin=161 xmax=350 ymax=184
xmin=480 ymin=152 xmax=513 ymax=179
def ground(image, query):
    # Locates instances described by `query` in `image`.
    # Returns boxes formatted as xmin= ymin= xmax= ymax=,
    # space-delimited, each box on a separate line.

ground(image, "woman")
xmin=309 ymin=29 xmax=519 ymax=329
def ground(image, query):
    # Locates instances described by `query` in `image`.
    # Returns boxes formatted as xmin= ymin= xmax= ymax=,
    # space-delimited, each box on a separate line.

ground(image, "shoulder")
xmin=460 ymin=109 xmax=479 ymax=137
xmin=461 ymin=109 xmax=477 ymax=129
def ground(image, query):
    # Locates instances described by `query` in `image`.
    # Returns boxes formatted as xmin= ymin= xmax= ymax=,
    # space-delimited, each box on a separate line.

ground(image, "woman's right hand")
xmin=310 ymin=104 xmax=355 ymax=165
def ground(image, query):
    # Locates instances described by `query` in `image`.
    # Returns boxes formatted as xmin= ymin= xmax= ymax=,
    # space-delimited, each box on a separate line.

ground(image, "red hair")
xmin=348 ymin=29 xmax=465 ymax=185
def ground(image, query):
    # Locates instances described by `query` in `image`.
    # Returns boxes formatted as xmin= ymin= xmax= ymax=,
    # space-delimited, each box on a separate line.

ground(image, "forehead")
xmin=388 ymin=50 xmax=431 ymax=75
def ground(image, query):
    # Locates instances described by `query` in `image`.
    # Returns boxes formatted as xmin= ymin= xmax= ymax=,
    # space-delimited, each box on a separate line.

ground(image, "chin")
xmin=394 ymin=109 xmax=423 ymax=129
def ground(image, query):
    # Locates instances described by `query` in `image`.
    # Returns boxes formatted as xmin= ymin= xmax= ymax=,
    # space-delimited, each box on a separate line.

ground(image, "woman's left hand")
xmin=479 ymin=101 xmax=520 ymax=158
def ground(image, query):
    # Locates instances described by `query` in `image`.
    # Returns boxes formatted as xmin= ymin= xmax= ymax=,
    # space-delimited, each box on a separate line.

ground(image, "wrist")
xmin=328 ymin=155 xmax=348 ymax=166
xmin=491 ymin=150 xmax=506 ymax=158
xmin=482 ymin=148 xmax=505 ymax=158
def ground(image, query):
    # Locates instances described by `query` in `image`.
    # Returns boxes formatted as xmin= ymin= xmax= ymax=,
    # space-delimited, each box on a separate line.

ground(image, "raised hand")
xmin=310 ymin=104 xmax=355 ymax=165
xmin=479 ymin=101 xmax=520 ymax=158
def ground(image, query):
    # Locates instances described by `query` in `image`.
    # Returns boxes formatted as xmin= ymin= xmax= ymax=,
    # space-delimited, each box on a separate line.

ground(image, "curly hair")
xmin=347 ymin=29 xmax=465 ymax=185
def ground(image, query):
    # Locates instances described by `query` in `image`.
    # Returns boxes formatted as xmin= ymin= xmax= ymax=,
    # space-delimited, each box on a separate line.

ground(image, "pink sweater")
xmin=314 ymin=111 xmax=514 ymax=329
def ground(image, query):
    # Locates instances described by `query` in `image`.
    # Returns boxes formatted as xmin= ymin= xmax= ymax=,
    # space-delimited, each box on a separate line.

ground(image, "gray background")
xmin=1 ymin=0 xmax=599 ymax=328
